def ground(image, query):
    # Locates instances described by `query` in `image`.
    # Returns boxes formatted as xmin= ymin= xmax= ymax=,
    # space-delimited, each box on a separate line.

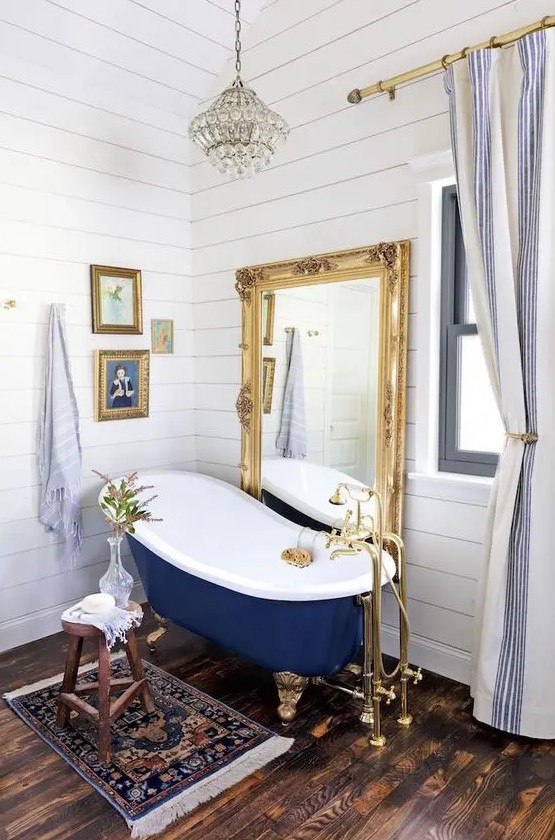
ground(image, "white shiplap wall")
xmin=0 ymin=4 xmax=187 ymax=652
xmin=0 ymin=0 xmax=271 ymax=652
xmin=191 ymin=0 xmax=551 ymax=683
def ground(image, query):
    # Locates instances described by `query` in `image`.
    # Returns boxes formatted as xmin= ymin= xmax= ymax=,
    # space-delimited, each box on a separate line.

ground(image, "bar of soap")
xmin=81 ymin=593 xmax=115 ymax=614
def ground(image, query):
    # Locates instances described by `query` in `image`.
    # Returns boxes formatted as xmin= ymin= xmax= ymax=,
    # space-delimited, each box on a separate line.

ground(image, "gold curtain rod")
xmin=347 ymin=15 xmax=555 ymax=104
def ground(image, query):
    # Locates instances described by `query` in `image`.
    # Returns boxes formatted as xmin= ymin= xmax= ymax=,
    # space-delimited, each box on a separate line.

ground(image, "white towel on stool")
xmin=62 ymin=601 xmax=143 ymax=649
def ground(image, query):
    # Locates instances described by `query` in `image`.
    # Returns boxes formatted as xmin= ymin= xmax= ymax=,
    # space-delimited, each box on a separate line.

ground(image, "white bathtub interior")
xmin=125 ymin=472 xmax=394 ymax=602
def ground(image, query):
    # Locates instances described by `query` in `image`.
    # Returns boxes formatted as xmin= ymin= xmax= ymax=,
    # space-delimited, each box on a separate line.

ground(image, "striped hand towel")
xmin=37 ymin=304 xmax=83 ymax=567
xmin=276 ymin=328 xmax=307 ymax=459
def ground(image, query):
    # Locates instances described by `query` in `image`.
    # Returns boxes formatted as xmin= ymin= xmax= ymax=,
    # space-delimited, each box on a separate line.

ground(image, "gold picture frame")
xmin=235 ymin=240 xmax=410 ymax=535
xmin=262 ymin=357 xmax=276 ymax=414
xmin=262 ymin=291 xmax=275 ymax=346
xmin=94 ymin=350 xmax=150 ymax=421
xmin=91 ymin=265 xmax=143 ymax=334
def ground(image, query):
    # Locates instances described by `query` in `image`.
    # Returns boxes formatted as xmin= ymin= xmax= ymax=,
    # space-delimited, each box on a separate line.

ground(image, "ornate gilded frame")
xmin=235 ymin=240 xmax=410 ymax=534
xmin=94 ymin=349 xmax=150 ymax=421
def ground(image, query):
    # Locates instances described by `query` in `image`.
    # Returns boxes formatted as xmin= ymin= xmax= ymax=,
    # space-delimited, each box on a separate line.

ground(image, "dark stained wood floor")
xmin=1 ymin=607 xmax=554 ymax=840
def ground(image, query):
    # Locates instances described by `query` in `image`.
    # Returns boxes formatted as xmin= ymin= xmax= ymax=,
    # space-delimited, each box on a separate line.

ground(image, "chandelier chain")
xmin=234 ymin=0 xmax=242 ymax=76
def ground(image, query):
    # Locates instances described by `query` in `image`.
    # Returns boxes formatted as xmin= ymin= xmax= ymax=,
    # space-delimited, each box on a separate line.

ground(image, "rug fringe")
xmin=3 ymin=651 xmax=126 ymax=700
xmin=128 ymin=735 xmax=293 ymax=838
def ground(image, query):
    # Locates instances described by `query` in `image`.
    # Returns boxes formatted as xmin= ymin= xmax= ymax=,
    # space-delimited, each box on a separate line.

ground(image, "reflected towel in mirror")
xmin=276 ymin=328 xmax=307 ymax=459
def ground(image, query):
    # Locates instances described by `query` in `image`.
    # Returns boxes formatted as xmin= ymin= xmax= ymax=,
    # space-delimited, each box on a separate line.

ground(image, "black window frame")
xmin=438 ymin=185 xmax=499 ymax=478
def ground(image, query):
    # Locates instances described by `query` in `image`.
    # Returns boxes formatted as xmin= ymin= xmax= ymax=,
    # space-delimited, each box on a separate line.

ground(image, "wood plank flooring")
xmin=0 ymin=608 xmax=553 ymax=840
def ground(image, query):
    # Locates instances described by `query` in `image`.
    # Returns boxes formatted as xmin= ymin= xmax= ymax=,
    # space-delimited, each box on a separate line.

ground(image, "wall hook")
xmin=285 ymin=327 xmax=319 ymax=337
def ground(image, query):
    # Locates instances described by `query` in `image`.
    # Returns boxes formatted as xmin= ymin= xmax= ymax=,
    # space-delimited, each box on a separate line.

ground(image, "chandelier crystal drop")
xmin=188 ymin=0 xmax=289 ymax=179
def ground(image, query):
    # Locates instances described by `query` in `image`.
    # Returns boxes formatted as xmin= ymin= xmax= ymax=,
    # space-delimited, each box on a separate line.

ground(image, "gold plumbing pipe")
xmin=347 ymin=15 xmax=555 ymax=104
xmin=324 ymin=484 xmax=419 ymax=746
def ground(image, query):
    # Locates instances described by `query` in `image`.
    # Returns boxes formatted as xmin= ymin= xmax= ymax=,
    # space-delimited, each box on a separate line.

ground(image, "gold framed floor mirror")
xmin=235 ymin=240 xmax=410 ymax=535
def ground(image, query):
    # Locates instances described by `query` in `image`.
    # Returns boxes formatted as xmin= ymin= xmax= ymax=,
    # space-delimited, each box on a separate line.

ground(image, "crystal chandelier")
xmin=188 ymin=0 xmax=289 ymax=179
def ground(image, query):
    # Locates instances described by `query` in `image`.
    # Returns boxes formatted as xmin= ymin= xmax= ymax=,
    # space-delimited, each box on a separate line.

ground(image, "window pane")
xmin=465 ymin=279 xmax=476 ymax=324
xmin=458 ymin=334 xmax=504 ymax=453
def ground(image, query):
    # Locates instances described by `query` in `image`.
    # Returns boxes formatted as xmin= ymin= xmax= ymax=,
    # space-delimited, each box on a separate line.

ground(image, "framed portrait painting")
xmin=262 ymin=357 xmax=276 ymax=414
xmin=95 ymin=350 xmax=149 ymax=421
xmin=151 ymin=319 xmax=174 ymax=354
xmin=91 ymin=265 xmax=143 ymax=334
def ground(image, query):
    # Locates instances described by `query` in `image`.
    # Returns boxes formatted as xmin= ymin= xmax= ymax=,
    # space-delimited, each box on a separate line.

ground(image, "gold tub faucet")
xmin=319 ymin=483 xmax=423 ymax=746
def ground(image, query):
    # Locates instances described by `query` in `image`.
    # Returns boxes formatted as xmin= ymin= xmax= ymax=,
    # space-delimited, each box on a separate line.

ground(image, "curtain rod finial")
xmin=347 ymin=88 xmax=362 ymax=104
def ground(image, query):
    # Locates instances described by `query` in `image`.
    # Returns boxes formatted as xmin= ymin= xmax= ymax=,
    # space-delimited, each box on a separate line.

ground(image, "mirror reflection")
xmin=260 ymin=277 xmax=380 ymax=530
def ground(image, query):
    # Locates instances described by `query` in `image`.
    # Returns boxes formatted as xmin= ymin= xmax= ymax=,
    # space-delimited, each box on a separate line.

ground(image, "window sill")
xmin=406 ymin=471 xmax=493 ymax=506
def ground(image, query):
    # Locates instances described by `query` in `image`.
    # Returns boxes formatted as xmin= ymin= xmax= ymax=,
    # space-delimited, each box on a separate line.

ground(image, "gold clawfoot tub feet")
xmin=273 ymin=672 xmax=308 ymax=723
xmin=147 ymin=611 xmax=168 ymax=652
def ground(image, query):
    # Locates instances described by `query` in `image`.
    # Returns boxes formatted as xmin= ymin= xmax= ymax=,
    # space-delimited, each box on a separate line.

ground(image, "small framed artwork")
xmin=262 ymin=291 xmax=275 ymax=346
xmin=151 ymin=319 xmax=174 ymax=354
xmin=262 ymin=357 xmax=276 ymax=414
xmin=95 ymin=350 xmax=149 ymax=421
xmin=91 ymin=265 xmax=143 ymax=334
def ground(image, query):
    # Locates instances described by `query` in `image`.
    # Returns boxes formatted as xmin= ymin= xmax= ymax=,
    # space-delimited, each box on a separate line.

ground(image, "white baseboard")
xmin=0 ymin=581 xmax=146 ymax=654
xmin=381 ymin=623 xmax=471 ymax=686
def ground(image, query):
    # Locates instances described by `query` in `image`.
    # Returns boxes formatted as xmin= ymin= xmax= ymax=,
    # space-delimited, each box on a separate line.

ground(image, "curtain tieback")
xmin=506 ymin=432 xmax=539 ymax=444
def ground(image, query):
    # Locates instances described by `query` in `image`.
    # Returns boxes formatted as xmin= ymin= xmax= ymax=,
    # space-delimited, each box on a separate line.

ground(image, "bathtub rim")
xmin=100 ymin=470 xmax=396 ymax=602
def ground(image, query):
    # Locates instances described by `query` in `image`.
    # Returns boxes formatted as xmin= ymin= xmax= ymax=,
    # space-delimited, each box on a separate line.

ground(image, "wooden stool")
xmin=56 ymin=601 xmax=155 ymax=764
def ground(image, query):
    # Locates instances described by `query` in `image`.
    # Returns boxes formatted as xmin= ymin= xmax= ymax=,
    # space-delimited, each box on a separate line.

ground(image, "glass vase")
xmin=99 ymin=535 xmax=133 ymax=608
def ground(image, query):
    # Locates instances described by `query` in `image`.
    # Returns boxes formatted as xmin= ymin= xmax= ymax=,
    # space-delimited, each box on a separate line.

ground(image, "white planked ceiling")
xmin=0 ymin=0 xmax=270 ymax=122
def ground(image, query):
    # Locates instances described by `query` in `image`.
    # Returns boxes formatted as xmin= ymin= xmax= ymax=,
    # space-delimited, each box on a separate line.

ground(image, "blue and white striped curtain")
xmin=445 ymin=29 xmax=555 ymax=739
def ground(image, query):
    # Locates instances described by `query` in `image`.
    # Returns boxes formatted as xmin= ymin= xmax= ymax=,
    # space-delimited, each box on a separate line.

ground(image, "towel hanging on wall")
xmin=37 ymin=303 xmax=83 ymax=567
xmin=276 ymin=327 xmax=307 ymax=459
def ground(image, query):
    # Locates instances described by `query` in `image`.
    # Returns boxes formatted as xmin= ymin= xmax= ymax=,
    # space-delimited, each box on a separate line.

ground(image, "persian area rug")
xmin=4 ymin=656 xmax=293 ymax=838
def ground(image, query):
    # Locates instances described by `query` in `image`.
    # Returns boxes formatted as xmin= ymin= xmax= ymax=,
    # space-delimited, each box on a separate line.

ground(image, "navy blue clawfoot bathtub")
xmin=123 ymin=471 xmax=395 ymax=721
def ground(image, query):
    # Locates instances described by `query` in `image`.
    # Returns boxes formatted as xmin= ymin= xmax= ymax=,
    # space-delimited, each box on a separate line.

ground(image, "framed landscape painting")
xmin=91 ymin=265 xmax=143 ymax=334
xmin=95 ymin=350 xmax=150 ymax=421
xmin=151 ymin=319 xmax=174 ymax=354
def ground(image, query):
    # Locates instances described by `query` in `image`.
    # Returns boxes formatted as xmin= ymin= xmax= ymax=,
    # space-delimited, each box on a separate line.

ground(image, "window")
xmin=438 ymin=185 xmax=504 ymax=477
